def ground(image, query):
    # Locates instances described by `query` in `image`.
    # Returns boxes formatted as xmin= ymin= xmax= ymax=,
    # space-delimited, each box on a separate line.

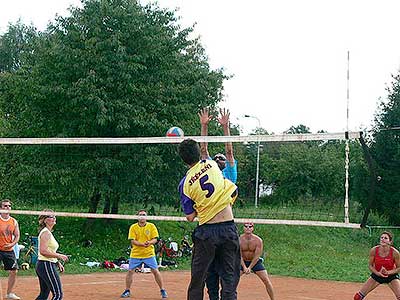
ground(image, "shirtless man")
xmin=240 ymin=222 xmax=275 ymax=300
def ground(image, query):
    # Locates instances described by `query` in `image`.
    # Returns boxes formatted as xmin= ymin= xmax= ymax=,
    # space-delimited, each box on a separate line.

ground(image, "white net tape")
xmin=0 ymin=131 xmax=361 ymax=145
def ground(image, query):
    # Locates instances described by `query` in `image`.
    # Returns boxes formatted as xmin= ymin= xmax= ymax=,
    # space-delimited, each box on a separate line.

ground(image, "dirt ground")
xmin=0 ymin=270 xmax=395 ymax=300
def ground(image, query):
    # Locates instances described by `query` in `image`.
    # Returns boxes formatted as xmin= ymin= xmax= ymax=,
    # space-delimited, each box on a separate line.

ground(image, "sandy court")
xmin=0 ymin=270 xmax=395 ymax=299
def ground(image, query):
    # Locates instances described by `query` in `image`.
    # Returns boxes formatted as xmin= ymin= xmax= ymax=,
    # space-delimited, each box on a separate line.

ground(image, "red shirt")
xmin=374 ymin=246 xmax=396 ymax=272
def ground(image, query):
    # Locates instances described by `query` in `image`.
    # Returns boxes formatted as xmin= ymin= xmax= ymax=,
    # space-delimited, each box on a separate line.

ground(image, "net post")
xmin=344 ymin=132 xmax=350 ymax=224
xmin=359 ymin=132 xmax=379 ymax=228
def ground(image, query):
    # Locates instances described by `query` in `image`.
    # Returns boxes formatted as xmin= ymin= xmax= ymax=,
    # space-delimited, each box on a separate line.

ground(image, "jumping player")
xmin=178 ymin=139 xmax=240 ymax=300
xmin=199 ymin=107 xmax=238 ymax=300
xmin=354 ymin=231 xmax=400 ymax=300
xmin=199 ymin=107 xmax=237 ymax=183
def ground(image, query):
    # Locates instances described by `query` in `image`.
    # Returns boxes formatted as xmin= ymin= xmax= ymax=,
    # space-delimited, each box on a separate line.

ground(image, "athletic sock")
xmin=354 ymin=291 xmax=365 ymax=300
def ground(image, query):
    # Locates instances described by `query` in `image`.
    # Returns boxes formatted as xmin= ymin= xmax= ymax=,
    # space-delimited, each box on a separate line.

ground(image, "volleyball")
xmin=21 ymin=262 xmax=30 ymax=270
xmin=166 ymin=126 xmax=184 ymax=137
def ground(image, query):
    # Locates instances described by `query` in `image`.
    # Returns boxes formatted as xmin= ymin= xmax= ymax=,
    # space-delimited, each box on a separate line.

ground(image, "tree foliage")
xmin=367 ymin=73 xmax=400 ymax=224
xmin=0 ymin=0 xmax=226 ymax=210
xmin=0 ymin=0 xmax=397 ymax=226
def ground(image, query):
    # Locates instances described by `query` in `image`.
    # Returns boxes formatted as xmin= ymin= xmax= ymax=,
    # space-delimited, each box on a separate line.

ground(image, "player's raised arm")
xmin=199 ymin=108 xmax=212 ymax=160
xmin=218 ymin=108 xmax=234 ymax=166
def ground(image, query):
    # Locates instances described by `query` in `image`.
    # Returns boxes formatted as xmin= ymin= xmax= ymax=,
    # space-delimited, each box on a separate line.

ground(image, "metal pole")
xmin=344 ymin=50 xmax=350 ymax=223
xmin=255 ymin=140 xmax=260 ymax=208
xmin=344 ymin=141 xmax=350 ymax=223
xmin=244 ymin=114 xmax=261 ymax=207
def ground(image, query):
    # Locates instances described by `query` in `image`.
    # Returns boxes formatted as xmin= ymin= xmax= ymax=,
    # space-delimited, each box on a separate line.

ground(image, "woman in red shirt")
xmin=354 ymin=231 xmax=400 ymax=300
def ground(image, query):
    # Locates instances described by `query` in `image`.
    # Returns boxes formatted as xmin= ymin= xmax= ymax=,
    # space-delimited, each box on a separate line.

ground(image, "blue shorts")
xmin=129 ymin=256 xmax=158 ymax=270
xmin=240 ymin=258 xmax=266 ymax=272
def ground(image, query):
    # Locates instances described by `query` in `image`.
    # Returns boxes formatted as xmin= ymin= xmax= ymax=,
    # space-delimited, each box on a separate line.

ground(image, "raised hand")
xmin=199 ymin=107 xmax=212 ymax=125
xmin=217 ymin=108 xmax=230 ymax=127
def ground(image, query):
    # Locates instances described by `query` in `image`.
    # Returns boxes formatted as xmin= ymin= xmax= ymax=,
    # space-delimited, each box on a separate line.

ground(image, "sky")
xmin=1 ymin=0 xmax=400 ymax=134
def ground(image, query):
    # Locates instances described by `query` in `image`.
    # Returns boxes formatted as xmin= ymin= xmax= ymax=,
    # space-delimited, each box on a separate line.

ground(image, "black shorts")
xmin=370 ymin=273 xmax=400 ymax=284
xmin=0 ymin=250 xmax=18 ymax=270
xmin=241 ymin=258 xmax=265 ymax=272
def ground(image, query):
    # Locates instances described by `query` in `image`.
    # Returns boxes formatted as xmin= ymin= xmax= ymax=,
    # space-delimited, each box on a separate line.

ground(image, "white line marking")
xmin=294 ymin=297 xmax=329 ymax=300
xmin=63 ymin=277 xmax=153 ymax=286
xmin=63 ymin=280 xmax=122 ymax=286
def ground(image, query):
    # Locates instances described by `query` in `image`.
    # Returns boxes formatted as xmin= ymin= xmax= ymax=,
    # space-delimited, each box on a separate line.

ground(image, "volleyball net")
xmin=0 ymin=131 xmax=363 ymax=228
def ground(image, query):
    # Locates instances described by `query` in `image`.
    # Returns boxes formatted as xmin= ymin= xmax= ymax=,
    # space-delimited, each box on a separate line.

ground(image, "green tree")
xmin=284 ymin=124 xmax=311 ymax=134
xmin=0 ymin=0 xmax=226 ymax=211
xmin=0 ymin=21 xmax=38 ymax=73
xmin=368 ymin=73 xmax=400 ymax=224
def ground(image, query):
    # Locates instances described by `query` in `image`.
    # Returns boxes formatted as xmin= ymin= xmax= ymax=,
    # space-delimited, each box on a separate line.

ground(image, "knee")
xmin=126 ymin=270 xmax=134 ymax=277
xmin=9 ymin=269 xmax=17 ymax=276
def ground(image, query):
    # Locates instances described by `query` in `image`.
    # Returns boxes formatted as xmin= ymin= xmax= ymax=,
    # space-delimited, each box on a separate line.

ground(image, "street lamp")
xmin=244 ymin=114 xmax=261 ymax=208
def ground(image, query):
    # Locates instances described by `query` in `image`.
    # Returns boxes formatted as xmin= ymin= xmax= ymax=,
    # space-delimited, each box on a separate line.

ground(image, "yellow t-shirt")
xmin=179 ymin=159 xmax=238 ymax=225
xmin=128 ymin=222 xmax=158 ymax=259
xmin=38 ymin=227 xmax=59 ymax=263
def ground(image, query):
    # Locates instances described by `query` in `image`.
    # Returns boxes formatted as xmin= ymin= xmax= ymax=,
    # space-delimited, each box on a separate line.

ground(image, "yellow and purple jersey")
xmin=179 ymin=159 xmax=238 ymax=225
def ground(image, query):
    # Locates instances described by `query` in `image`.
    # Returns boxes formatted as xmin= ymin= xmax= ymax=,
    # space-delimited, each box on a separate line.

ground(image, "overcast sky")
xmin=1 ymin=0 xmax=400 ymax=134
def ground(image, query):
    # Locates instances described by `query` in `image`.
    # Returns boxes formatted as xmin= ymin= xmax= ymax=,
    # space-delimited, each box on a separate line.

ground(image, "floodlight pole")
xmin=244 ymin=114 xmax=261 ymax=208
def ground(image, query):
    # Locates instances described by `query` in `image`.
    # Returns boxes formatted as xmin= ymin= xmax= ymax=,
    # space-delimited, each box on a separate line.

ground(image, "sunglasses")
xmin=46 ymin=216 xmax=56 ymax=219
xmin=214 ymin=156 xmax=226 ymax=162
xmin=244 ymin=225 xmax=253 ymax=228
xmin=2 ymin=205 xmax=11 ymax=208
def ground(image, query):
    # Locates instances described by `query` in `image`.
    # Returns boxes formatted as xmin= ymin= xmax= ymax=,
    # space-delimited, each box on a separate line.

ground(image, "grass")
xmin=1 ymin=202 xmax=399 ymax=283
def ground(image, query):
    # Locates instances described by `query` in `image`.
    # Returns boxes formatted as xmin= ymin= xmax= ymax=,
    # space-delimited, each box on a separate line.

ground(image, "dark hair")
xmin=137 ymin=209 xmax=147 ymax=214
xmin=381 ymin=231 xmax=394 ymax=242
xmin=1 ymin=199 xmax=12 ymax=207
xmin=178 ymin=139 xmax=200 ymax=166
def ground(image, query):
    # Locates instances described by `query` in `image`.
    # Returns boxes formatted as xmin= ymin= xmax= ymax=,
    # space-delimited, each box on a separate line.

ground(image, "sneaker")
xmin=160 ymin=289 xmax=168 ymax=298
xmin=121 ymin=289 xmax=131 ymax=298
xmin=6 ymin=293 xmax=21 ymax=300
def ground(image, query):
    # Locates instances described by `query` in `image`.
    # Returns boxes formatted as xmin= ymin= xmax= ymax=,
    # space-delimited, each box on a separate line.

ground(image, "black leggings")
xmin=35 ymin=260 xmax=63 ymax=300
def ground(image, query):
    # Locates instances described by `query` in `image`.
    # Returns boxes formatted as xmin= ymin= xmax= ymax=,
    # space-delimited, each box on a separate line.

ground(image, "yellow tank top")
xmin=38 ymin=227 xmax=59 ymax=263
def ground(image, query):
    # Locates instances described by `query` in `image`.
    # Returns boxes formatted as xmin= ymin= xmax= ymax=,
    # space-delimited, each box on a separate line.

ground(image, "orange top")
xmin=0 ymin=216 xmax=17 ymax=251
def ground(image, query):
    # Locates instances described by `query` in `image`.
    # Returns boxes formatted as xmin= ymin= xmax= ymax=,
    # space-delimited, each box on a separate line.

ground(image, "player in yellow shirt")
xmin=178 ymin=139 xmax=240 ymax=300
xmin=121 ymin=210 xmax=168 ymax=299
